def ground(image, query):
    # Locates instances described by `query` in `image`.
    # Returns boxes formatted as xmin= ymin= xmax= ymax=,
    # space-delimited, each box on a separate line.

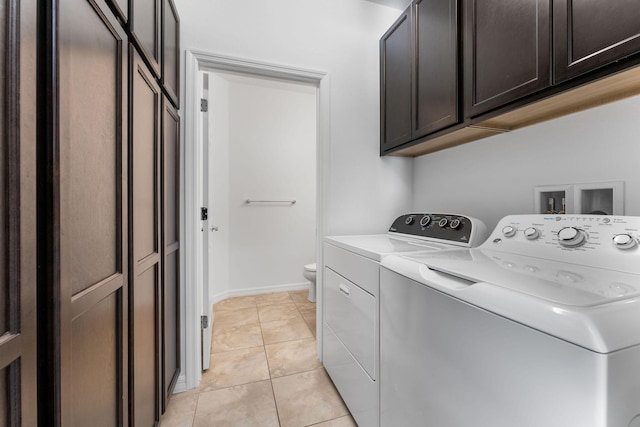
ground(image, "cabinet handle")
xmin=339 ymin=283 xmax=350 ymax=297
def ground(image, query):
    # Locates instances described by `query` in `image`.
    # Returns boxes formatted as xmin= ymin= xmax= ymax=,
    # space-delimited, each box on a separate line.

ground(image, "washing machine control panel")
xmin=389 ymin=213 xmax=487 ymax=247
xmin=484 ymin=215 xmax=640 ymax=273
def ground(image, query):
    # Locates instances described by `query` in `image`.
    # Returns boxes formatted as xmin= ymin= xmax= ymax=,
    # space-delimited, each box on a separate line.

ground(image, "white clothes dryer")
xmin=323 ymin=213 xmax=487 ymax=427
xmin=380 ymin=214 xmax=640 ymax=427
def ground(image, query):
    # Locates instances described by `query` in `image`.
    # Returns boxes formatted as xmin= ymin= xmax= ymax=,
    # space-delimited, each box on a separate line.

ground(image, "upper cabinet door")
xmin=381 ymin=8 xmax=413 ymax=153
xmin=130 ymin=0 xmax=161 ymax=77
xmin=554 ymin=0 xmax=640 ymax=83
xmin=162 ymin=0 xmax=180 ymax=107
xmin=464 ymin=0 xmax=551 ymax=117
xmin=413 ymin=0 xmax=459 ymax=139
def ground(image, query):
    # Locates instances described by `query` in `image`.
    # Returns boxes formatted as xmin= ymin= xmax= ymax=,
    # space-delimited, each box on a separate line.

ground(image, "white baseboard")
xmin=210 ymin=281 xmax=310 ymax=305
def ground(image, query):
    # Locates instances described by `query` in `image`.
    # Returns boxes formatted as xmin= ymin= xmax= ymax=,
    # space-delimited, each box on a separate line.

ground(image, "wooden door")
xmin=0 ymin=0 xmax=37 ymax=424
xmin=464 ymin=0 xmax=551 ymax=117
xmin=130 ymin=0 xmax=161 ymax=77
xmin=554 ymin=0 xmax=640 ymax=83
xmin=380 ymin=7 xmax=413 ymax=153
xmin=161 ymin=0 xmax=180 ymax=107
xmin=161 ymin=97 xmax=180 ymax=411
xmin=129 ymin=47 xmax=162 ymax=427
xmin=413 ymin=0 xmax=459 ymax=138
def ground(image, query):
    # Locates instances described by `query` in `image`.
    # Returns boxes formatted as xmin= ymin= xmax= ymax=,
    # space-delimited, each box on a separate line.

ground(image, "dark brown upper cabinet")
xmin=464 ymin=0 xmax=551 ymax=117
xmin=381 ymin=1 xmax=460 ymax=154
xmin=554 ymin=0 xmax=640 ymax=83
xmin=381 ymin=7 xmax=413 ymax=152
xmin=130 ymin=0 xmax=161 ymax=77
xmin=413 ymin=0 xmax=459 ymax=139
xmin=162 ymin=0 xmax=180 ymax=107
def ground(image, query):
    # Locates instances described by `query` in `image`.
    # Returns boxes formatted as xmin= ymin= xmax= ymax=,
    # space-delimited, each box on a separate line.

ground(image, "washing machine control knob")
xmin=405 ymin=216 xmax=415 ymax=225
xmin=613 ymin=234 xmax=637 ymax=250
xmin=450 ymin=219 xmax=461 ymax=229
xmin=438 ymin=218 xmax=448 ymax=228
xmin=557 ymin=227 xmax=586 ymax=247
xmin=419 ymin=215 xmax=431 ymax=227
xmin=502 ymin=226 xmax=517 ymax=237
xmin=524 ymin=227 xmax=540 ymax=240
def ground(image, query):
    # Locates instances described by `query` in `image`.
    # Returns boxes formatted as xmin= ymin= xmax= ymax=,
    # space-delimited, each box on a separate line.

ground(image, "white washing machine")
xmin=323 ymin=213 xmax=487 ymax=427
xmin=380 ymin=214 xmax=640 ymax=427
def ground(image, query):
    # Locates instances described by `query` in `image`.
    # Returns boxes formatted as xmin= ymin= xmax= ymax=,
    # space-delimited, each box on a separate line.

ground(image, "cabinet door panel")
xmin=161 ymin=99 xmax=180 ymax=410
xmin=131 ymin=0 xmax=161 ymax=76
xmin=130 ymin=47 xmax=162 ymax=427
xmin=464 ymin=0 xmax=551 ymax=116
xmin=162 ymin=0 xmax=179 ymax=107
xmin=554 ymin=0 xmax=640 ymax=82
xmin=381 ymin=8 xmax=412 ymax=152
xmin=0 ymin=0 xmax=37 ymax=424
xmin=58 ymin=0 xmax=128 ymax=425
xmin=413 ymin=0 xmax=459 ymax=138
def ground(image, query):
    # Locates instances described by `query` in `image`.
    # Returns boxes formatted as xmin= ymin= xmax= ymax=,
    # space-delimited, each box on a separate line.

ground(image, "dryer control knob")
xmin=502 ymin=226 xmax=517 ymax=237
xmin=524 ymin=227 xmax=540 ymax=240
xmin=450 ymin=219 xmax=461 ymax=229
xmin=613 ymin=234 xmax=637 ymax=250
xmin=419 ymin=215 xmax=431 ymax=227
xmin=438 ymin=218 xmax=448 ymax=228
xmin=557 ymin=227 xmax=586 ymax=247
xmin=405 ymin=216 xmax=415 ymax=225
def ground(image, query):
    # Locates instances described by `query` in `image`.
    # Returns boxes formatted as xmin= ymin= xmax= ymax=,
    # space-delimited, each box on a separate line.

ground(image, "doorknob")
xmin=210 ymin=226 xmax=219 ymax=231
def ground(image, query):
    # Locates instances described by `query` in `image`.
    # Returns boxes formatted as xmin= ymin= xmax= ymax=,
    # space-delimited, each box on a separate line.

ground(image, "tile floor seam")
xmin=268 ymin=378 xmax=283 ymax=427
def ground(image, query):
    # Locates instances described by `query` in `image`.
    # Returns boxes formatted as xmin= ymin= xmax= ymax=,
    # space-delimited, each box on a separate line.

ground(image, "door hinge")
xmin=201 ymin=207 xmax=208 ymax=220
xmin=201 ymin=315 xmax=209 ymax=329
xmin=200 ymin=98 xmax=208 ymax=112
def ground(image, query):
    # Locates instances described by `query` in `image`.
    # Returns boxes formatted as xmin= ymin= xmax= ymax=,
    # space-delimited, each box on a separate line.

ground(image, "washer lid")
xmin=414 ymin=248 xmax=640 ymax=307
xmin=382 ymin=252 xmax=640 ymax=353
xmin=324 ymin=234 xmax=450 ymax=261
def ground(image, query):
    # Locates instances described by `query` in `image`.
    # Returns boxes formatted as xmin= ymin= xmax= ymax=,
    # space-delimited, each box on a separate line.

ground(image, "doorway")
xmin=183 ymin=51 xmax=328 ymax=391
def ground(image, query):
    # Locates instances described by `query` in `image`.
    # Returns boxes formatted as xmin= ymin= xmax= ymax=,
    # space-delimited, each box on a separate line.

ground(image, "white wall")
xmin=413 ymin=95 xmax=640 ymax=232
xmin=208 ymin=72 xmax=317 ymax=293
xmin=174 ymin=0 xmax=414 ymax=236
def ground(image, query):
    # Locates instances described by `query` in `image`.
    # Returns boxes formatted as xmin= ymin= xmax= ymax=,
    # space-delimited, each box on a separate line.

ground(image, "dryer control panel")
xmin=389 ymin=213 xmax=487 ymax=247
xmin=483 ymin=215 xmax=640 ymax=274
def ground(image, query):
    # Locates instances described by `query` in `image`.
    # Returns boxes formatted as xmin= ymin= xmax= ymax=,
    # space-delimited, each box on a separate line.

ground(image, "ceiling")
xmin=364 ymin=0 xmax=410 ymax=10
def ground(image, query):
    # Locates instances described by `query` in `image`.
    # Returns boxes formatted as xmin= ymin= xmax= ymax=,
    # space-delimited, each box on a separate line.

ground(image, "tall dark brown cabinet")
xmin=0 ymin=0 xmax=38 ymax=425
xmin=37 ymin=0 xmax=181 ymax=424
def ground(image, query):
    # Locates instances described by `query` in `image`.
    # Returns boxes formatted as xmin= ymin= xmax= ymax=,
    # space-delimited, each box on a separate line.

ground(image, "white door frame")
xmin=180 ymin=49 xmax=330 ymax=391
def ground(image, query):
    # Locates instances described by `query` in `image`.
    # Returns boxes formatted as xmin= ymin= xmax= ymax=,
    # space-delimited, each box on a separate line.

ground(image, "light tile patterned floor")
xmin=159 ymin=290 xmax=356 ymax=427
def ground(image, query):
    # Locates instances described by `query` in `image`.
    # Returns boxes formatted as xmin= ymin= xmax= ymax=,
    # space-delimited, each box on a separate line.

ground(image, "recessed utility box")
xmin=574 ymin=181 xmax=624 ymax=215
xmin=534 ymin=181 xmax=624 ymax=215
xmin=534 ymin=185 xmax=572 ymax=214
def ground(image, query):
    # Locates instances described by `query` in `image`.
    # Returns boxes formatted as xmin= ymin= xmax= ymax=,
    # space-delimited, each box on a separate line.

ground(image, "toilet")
xmin=303 ymin=263 xmax=317 ymax=302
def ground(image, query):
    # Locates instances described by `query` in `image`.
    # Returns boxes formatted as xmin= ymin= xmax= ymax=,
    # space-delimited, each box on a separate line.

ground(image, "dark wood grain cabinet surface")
xmin=57 ymin=0 xmax=129 ymax=424
xmin=464 ymin=0 xmax=551 ymax=117
xmin=130 ymin=0 xmax=162 ymax=77
xmin=381 ymin=0 xmax=460 ymax=153
xmin=162 ymin=0 xmax=180 ymax=107
xmin=130 ymin=47 xmax=163 ymax=427
xmin=381 ymin=7 xmax=413 ymax=152
xmin=554 ymin=0 xmax=640 ymax=83
xmin=413 ymin=0 xmax=459 ymax=139
xmin=0 ymin=0 xmax=38 ymax=424
xmin=162 ymin=97 xmax=181 ymax=410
